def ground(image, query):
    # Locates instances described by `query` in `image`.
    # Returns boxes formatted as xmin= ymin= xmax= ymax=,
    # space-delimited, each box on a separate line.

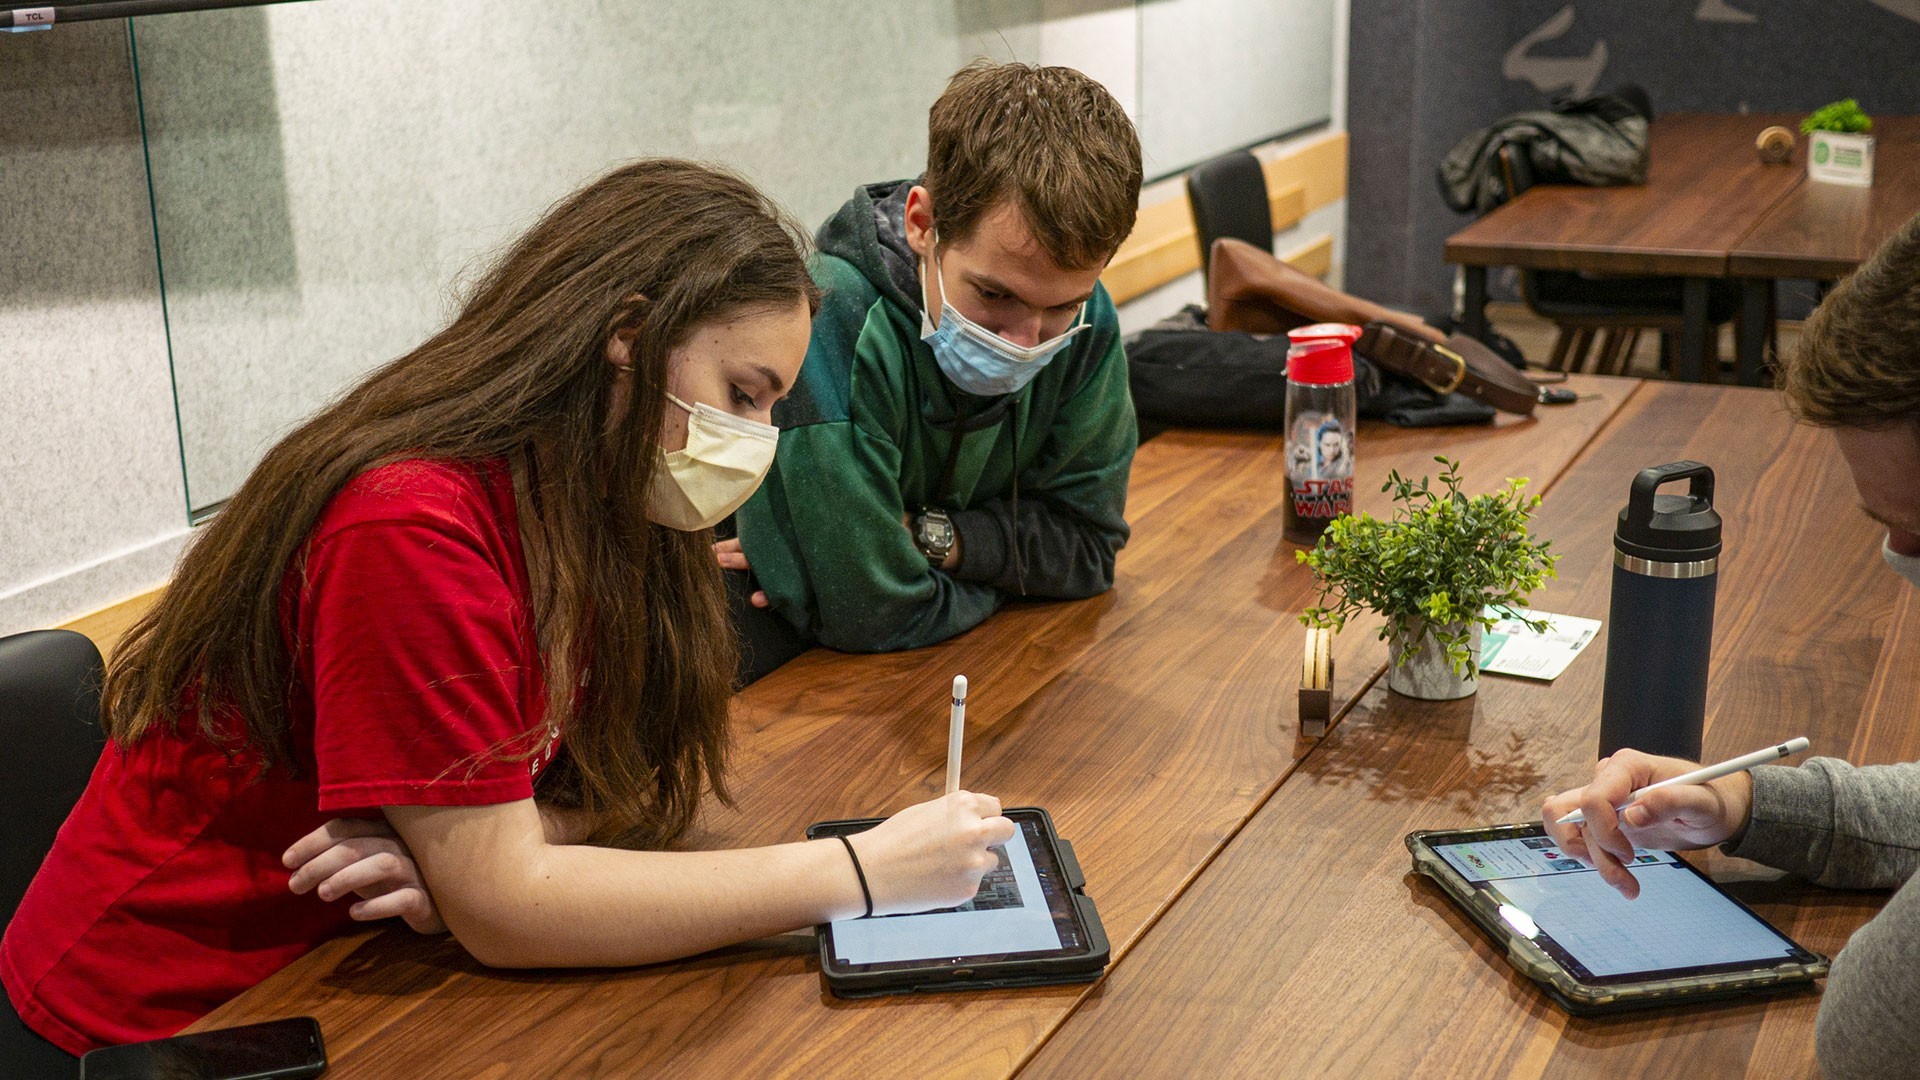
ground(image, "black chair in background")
xmin=1494 ymin=144 xmax=1739 ymax=375
xmin=1186 ymin=149 xmax=1272 ymax=284
xmin=1 ymin=629 xmax=103 ymax=1075
xmin=1 ymin=629 xmax=105 ymax=928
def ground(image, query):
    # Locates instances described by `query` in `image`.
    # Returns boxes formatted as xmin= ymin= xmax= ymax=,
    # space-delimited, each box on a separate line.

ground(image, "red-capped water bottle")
xmin=1283 ymin=323 xmax=1360 ymax=545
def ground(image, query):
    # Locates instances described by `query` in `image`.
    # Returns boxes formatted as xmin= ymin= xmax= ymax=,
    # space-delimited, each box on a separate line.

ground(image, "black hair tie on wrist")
xmin=835 ymin=833 xmax=874 ymax=918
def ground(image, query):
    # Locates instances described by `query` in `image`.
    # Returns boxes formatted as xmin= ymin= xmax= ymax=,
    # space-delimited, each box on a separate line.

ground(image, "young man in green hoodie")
xmin=717 ymin=60 xmax=1142 ymax=659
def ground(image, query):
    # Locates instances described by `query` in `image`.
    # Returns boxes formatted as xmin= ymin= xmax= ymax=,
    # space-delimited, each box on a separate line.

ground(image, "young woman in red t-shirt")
xmin=1 ymin=159 xmax=1013 ymax=1064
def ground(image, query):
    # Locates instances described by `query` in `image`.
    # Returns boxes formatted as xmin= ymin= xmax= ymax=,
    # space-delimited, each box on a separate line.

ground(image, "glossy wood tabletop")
xmin=187 ymin=377 xmax=1635 ymax=1077
xmin=1444 ymin=114 xmax=1809 ymax=277
xmin=1730 ymin=116 xmax=1920 ymax=281
xmin=1024 ymin=382 xmax=1907 ymax=1079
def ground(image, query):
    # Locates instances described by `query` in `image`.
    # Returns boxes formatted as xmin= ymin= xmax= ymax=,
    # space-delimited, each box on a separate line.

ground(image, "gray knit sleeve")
xmin=1721 ymin=760 xmax=1920 ymax=1080
xmin=1722 ymin=759 xmax=1920 ymax=889
xmin=1814 ymin=873 xmax=1920 ymax=1080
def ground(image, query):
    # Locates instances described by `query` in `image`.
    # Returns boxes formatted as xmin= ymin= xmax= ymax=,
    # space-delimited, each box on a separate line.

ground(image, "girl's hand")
xmin=284 ymin=817 xmax=447 ymax=934
xmin=844 ymin=791 xmax=1017 ymax=916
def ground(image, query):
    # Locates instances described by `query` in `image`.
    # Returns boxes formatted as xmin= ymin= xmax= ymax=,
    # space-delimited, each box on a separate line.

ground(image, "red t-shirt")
xmin=1 ymin=457 xmax=557 ymax=1055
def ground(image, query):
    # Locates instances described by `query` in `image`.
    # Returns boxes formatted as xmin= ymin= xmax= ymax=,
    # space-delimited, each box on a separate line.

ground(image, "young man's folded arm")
xmin=740 ymin=418 xmax=1002 ymax=653
xmin=948 ymin=328 xmax=1137 ymax=599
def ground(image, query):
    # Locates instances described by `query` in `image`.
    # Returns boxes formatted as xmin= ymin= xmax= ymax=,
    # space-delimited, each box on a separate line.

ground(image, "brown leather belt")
xmin=1202 ymin=238 xmax=1540 ymax=416
xmin=1357 ymin=322 xmax=1539 ymax=416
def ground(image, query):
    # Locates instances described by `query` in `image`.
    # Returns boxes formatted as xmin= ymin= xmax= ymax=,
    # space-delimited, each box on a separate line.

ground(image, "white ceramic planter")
xmin=1387 ymin=621 xmax=1482 ymax=701
xmin=1808 ymin=130 xmax=1874 ymax=187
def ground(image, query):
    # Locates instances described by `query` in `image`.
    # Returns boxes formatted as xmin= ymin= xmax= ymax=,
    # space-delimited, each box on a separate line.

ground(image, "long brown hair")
xmin=104 ymin=159 xmax=819 ymax=849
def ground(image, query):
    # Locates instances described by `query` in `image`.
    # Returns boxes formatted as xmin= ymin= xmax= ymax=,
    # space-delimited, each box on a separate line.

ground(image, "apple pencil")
xmin=945 ymin=675 xmax=968 ymax=795
xmin=1557 ymin=737 xmax=1810 ymax=825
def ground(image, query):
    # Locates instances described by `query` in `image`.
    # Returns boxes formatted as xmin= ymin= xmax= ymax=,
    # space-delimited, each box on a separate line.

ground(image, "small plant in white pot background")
xmin=1803 ymin=98 xmax=1874 ymax=187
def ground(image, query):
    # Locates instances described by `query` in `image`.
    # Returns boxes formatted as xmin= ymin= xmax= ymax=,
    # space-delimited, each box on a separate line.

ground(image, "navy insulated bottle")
xmin=1598 ymin=462 xmax=1722 ymax=762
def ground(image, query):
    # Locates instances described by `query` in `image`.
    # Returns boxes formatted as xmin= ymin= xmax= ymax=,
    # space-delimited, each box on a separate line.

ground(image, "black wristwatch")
xmin=913 ymin=508 xmax=956 ymax=568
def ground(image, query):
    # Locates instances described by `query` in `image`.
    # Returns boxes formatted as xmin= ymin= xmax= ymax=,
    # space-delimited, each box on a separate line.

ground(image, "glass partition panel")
xmin=1134 ymin=0 xmax=1334 ymax=179
xmin=131 ymin=1 xmax=1039 ymax=514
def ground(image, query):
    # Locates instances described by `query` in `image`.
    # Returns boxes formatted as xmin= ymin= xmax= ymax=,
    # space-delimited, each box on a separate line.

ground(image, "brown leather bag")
xmin=1205 ymin=238 xmax=1539 ymax=415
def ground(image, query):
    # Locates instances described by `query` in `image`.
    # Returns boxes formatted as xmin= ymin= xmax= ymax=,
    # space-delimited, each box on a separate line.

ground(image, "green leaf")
xmin=1298 ymin=457 xmax=1557 ymax=679
xmin=1802 ymin=98 xmax=1873 ymax=134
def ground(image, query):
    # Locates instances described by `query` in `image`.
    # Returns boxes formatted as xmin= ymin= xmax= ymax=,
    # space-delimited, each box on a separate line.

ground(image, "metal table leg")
xmin=1735 ymin=279 xmax=1771 ymax=386
xmin=1462 ymin=265 xmax=1489 ymax=340
xmin=1678 ymin=278 xmax=1709 ymax=382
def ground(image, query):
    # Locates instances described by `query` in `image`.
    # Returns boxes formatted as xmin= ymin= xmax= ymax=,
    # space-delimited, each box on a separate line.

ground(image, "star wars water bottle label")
xmin=1287 ymin=412 xmax=1353 ymax=520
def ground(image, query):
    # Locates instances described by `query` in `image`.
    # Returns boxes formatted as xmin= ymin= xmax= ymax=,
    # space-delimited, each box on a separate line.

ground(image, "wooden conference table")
xmin=1447 ymin=113 xmax=1920 ymax=387
xmin=192 ymin=377 xmax=1908 ymax=1078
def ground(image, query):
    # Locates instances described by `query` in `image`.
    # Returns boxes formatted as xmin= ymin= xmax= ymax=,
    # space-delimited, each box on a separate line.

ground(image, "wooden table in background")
xmin=188 ymin=377 xmax=1902 ymax=1078
xmin=1446 ymin=114 xmax=1808 ymax=383
xmin=1727 ymin=116 xmax=1920 ymax=383
xmin=1445 ymin=113 xmax=1920 ymax=386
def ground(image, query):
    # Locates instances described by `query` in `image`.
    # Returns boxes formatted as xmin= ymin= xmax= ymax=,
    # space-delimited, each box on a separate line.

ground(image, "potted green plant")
xmin=1297 ymin=457 xmax=1559 ymax=700
xmin=1803 ymin=98 xmax=1874 ymax=187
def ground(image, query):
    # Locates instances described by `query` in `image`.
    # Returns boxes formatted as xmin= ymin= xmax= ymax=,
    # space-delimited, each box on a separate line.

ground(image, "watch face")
xmin=922 ymin=519 xmax=954 ymax=547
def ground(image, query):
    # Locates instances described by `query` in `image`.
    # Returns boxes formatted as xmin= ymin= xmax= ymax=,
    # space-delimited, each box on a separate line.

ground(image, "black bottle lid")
xmin=1614 ymin=461 xmax=1722 ymax=561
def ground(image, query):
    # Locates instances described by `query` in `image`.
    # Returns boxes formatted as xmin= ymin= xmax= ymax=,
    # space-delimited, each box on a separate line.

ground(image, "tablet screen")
xmin=816 ymin=810 xmax=1093 ymax=974
xmin=1431 ymin=828 xmax=1814 ymax=984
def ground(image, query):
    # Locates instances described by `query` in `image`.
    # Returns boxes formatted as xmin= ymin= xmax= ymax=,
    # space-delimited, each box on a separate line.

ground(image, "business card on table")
xmin=1477 ymin=607 xmax=1601 ymax=681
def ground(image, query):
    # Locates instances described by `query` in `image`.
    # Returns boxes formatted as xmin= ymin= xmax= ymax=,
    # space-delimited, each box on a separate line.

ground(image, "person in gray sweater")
xmin=1546 ymin=755 xmax=1920 ymax=1079
xmin=1544 ymin=210 xmax=1920 ymax=1080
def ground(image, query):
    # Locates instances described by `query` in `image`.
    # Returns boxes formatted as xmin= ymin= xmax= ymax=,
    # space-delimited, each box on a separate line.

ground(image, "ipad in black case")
xmin=806 ymin=806 xmax=1109 ymax=997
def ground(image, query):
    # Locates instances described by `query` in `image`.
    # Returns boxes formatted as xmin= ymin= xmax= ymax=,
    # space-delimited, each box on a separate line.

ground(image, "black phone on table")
xmin=79 ymin=1017 xmax=326 ymax=1080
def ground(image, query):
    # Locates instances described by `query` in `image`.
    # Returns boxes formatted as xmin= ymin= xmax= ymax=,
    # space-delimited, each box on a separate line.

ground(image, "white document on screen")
xmin=831 ymin=824 xmax=1062 ymax=964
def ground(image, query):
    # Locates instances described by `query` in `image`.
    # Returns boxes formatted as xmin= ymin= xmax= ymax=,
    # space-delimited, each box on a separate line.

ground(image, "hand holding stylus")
xmin=1539 ymin=743 xmax=1801 ymax=899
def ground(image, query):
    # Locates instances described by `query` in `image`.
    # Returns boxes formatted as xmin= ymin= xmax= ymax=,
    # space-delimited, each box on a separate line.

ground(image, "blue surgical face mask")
xmin=919 ymin=240 xmax=1087 ymax=397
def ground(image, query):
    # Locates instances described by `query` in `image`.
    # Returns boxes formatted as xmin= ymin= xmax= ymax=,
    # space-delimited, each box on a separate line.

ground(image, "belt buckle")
xmin=1423 ymin=344 xmax=1468 ymax=395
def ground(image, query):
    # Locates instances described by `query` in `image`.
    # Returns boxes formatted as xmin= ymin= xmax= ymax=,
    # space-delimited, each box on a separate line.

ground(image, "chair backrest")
xmin=0 ymin=629 xmax=106 ymax=927
xmin=1491 ymin=82 xmax=1648 ymax=211
xmin=1612 ymin=82 xmax=1654 ymax=123
xmin=1494 ymin=143 xmax=1538 ymax=206
xmin=1186 ymin=149 xmax=1272 ymax=282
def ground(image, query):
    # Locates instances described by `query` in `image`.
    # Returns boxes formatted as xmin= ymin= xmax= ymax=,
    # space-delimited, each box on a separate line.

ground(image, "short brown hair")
xmin=924 ymin=60 xmax=1142 ymax=272
xmin=1782 ymin=210 xmax=1920 ymax=428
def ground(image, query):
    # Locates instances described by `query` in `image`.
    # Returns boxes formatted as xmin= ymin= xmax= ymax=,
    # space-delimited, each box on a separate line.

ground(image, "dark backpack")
xmin=1124 ymin=306 xmax=1495 ymax=430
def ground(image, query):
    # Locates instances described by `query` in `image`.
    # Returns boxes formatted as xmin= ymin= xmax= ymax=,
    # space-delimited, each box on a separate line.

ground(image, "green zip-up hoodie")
xmin=734 ymin=179 xmax=1136 ymax=653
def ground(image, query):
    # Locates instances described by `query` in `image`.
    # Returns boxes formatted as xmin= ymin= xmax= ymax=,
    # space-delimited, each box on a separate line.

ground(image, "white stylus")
xmin=1557 ymin=736 xmax=1810 ymax=825
xmin=945 ymin=675 xmax=968 ymax=795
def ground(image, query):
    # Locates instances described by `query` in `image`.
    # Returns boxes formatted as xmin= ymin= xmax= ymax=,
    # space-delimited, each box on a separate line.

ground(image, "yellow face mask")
xmin=646 ymin=393 xmax=778 ymax=531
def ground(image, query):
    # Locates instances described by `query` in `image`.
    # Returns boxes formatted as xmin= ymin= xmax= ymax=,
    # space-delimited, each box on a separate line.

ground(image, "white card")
xmin=1477 ymin=606 xmax=1601 ymax=681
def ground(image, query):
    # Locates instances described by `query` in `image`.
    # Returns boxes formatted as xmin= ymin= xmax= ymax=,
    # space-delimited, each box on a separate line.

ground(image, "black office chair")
xmin=1187 ymin=149 xmax=1273 ymax=283
xmin=1 ymin=630 xmax=105 ymax=927
xmin=0 ymin=629 xmax=103 ymax=1074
